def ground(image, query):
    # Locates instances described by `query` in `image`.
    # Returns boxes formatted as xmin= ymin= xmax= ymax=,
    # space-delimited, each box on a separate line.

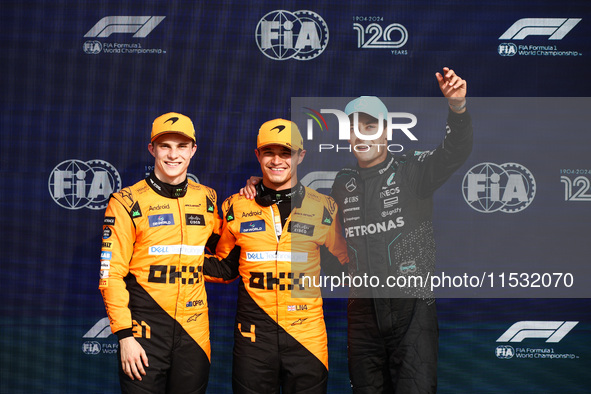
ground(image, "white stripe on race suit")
xmin=244 ymin=251 xmax=308 ymax=262
xmin=148 ymin=245 xmax=205 ymax=255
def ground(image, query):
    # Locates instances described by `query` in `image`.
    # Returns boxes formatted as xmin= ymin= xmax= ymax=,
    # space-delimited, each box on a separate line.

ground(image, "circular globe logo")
xmin=83 ymin=40 xmax=102 ymax=54
xmin=255 ymin=10 xmax=329 ymax=61
xmin=462 ymin=162 xmax=536 ymax=213
xmin=495 ymin=345 xmax=515 ymax=359
xmin=82 ymin=341 xmax=102 ymax=355
xmin=48 ymin=159 xmax=121 ymax=210
xmin=498 ymin=43 xmax=517 ymax=57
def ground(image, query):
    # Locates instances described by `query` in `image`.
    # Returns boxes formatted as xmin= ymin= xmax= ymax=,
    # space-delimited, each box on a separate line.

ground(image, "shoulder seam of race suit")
xmin=108 ymin=193 xmax=138 ymax=230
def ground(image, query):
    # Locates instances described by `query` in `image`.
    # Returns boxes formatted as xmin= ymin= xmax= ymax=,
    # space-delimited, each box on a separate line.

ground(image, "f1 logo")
xmin=496 ymin=321 xmax=578 ymax=343
xmin=82 ymin=317 xmax=112 ymax=339
xmin=499 ymin=18 xmax=581 ymax=40
xmin=85 ymin=16 xmax=165 ymax=38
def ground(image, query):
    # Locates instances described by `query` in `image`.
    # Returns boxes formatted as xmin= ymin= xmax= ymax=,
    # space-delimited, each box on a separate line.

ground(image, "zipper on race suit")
xmin=174 ymin=197 xmax=183 ymax=325
xmin=269 ymin=203 xmax=299 ymax=325
xmin=269 ymin=205 xmax=281 ymax=323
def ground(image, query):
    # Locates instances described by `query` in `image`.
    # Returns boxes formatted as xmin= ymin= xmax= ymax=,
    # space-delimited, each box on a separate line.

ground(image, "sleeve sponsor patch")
xmin=322 ymin=207 xmax=333 ymax=226
xmin=130 ymin=201 xmax=142 ymax=218
xmin=226 ymin=204 xmax=235 ymax=222
xmin=206 ymin=197 xmax=215 ymax=213
xmin=102 ymin=226 xmax=112 ymax=239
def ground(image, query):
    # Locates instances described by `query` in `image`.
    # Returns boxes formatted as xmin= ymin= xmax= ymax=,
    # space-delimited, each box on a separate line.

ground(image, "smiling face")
xmin=348 ymin=112 xmax=389 ymax=168
xmin=148 ymin=133 xmax=196 ymax=185
xmin=255 ymin=144 xmax=305 ymax=191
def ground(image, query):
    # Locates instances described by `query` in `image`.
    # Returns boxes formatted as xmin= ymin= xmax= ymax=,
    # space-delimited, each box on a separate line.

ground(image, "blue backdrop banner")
xmin=1 ymin=1 xmax=590 ymax=392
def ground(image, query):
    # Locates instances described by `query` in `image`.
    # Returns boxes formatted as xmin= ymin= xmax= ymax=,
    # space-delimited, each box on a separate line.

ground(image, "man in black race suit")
xmin=330 ymin=67 xmax=473 ymax=393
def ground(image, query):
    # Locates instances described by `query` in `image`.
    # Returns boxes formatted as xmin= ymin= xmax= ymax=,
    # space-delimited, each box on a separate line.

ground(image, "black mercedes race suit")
xmin=331 ymin=109 xmax=473 ymax=393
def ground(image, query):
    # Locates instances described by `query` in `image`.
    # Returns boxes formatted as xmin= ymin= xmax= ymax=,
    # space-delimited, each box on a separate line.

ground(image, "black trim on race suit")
xmin=255 ymin=182 xmax=305 ymax=230
xmin=232 ymin=279 xmax=328 ymax=394
xmin=147 ymin=171 xmax=189 ymax=198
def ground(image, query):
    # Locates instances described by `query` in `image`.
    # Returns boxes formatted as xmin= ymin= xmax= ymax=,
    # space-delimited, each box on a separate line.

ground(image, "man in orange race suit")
xmin=99 ymin=112 xmax=237 ymax=393
xmin=241 ymin=68 xmax=473 ymax=393
xmin=212 ymin=119 xmax=349 ymax=393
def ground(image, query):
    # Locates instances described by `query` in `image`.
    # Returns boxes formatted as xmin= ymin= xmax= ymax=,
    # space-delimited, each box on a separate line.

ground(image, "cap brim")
xmin=151 ymin=130 xmax=196 ymax=143
xmin=257 ymin=141 xmax=300 ymax=150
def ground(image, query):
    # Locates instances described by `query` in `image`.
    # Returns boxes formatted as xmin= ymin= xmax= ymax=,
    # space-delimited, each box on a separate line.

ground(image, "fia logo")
xmin=83 ymin=41 xmax=102 ymax=54
xmin=48 ymin=159 xmax=121 ymax=210
xmin=462 ymin=162 xmax=536 ymax=213
xmin=495 ymin=345 xmax=515 ymax=359
xmin=255 ymin=10 xmax=329 ymax=61
xmin=498 ymin=43 xmax=517 ymax=57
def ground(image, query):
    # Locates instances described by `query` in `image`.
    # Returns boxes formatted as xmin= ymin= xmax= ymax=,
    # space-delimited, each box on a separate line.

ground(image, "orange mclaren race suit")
xmin=99 ymin=171 xmax=230 ymax=394
xmin=212 ymin=182 xmax=349 ymax=394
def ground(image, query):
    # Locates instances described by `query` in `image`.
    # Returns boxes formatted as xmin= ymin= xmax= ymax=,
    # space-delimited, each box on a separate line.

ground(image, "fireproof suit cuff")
xmin=115 ymin=328 xmax=134 ymax=340
xmin=447 ymin=107 xmax=471 ymax=127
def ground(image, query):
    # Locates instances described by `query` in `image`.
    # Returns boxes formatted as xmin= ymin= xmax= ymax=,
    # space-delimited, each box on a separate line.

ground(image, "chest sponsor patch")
xmin=186 ymin=214 xmax=205 ymax=226
xmin=240 ymin=220 xmax=266 ymax=233
xmin=148 ymin=245 xmax=205 ymax=255
xmin=103 ymin=216 xmax=115 ymax=226
xmin=287 ymin=305 xmax=308 ymax=312
xmin=288 ymin=221 xmax=315 ymax=236
xmin=245 ymin=251 xmax=308 ymax=262
xmin=242 ymin=209 xmax=262 ymax=218
xmin=148 ymin=213 xmax=175 ymax=227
